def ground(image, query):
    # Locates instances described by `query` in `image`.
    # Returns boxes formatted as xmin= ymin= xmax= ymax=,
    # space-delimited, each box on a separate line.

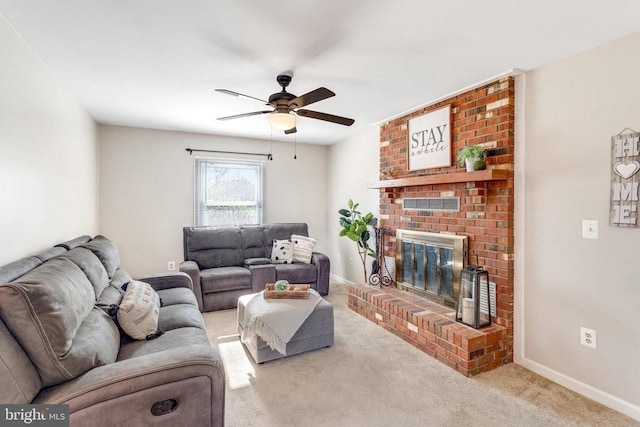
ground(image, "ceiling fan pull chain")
xmin=294 ymin=133 xmax=297 ymax=160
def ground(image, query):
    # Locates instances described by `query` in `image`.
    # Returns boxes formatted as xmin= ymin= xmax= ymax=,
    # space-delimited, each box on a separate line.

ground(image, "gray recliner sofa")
xmin=0 ymin=235 xmax=225 ymax=427
xmin=180 ymin=223 xmax=330 ymax=312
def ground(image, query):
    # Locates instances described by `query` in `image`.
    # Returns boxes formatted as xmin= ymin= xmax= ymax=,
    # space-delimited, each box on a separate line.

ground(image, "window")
xmin=195 ymin=158 xmax=264 ymax=226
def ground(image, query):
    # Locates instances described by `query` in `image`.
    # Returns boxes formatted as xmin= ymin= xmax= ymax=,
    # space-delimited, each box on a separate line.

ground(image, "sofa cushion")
xmin=184 ymin=227 xmax=244 ymax=269
xmin=200 ymin=266 xmax=251 ymax=293
xmin=291 ymin=234 xmax=317 ymax=264
xmin=271 ymin=240 xmax=294 ymax=264
xmin=275 ymin=263 xmax=318 ymax=284
xmin=54 ymin=235 xmax=92 ymax=250
xmin=0 ymin=256 xmax=42 ymax=284
xmin=241 ymin=225 xmax=266 ymax=259
xmin=60 ymin=247 xmax=109 ymax=298
xmin=117 ymin=280 xmax=162 ymax=340
xmin=0 ymin=258 xmax=120 ymax=387
xmin=110 ymin=268 xmax=132 ymax=288
xmin=81 ymin=235 xmax=120 ymax=278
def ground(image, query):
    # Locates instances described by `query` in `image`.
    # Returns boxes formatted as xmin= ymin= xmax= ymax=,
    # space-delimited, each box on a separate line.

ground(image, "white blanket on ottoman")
xmin=241 ymin=289 xmax=322 ymax=355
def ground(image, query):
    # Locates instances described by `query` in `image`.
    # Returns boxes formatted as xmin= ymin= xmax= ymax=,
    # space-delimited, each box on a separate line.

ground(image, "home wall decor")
xmin=610 ymin=129 xmax=640 ymax=227
xmin=407 ymin=105 xmax=451 ymax=171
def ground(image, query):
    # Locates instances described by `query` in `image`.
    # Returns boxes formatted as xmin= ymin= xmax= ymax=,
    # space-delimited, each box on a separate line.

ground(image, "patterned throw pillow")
xmin=271 ymin=239 xmax=294 ymax=264
xmin=291 ymin=234 xmax=317 ymax=264
xmin=117 ymin=280 xmax=162 ymax=340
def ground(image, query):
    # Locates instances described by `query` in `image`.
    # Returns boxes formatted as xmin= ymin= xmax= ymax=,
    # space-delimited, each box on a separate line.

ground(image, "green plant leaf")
xmin=348 ymin=199 xmax=354 ymax=209
xmin=338 ymin=209 xmax=350 ymax=217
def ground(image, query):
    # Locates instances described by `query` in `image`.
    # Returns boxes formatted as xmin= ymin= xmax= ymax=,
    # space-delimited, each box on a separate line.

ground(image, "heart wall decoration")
xmin=613 ymin=161 xmax=640 ymax=179
xmin=610 ymin=131 xmax=640 ymax=227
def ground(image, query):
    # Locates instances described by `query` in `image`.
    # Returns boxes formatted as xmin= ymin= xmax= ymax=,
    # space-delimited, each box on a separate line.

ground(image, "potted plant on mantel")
xmin=457 ymin=144 xmax=487 ymax=172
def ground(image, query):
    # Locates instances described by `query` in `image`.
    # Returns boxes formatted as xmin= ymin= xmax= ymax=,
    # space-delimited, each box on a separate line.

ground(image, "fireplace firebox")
xmin=395 ymin=229 xmax=467 ymax=309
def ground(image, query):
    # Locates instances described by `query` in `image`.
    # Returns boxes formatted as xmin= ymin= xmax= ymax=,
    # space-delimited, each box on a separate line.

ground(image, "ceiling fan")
xmin=215 ymin=72 xmax=355 ymax=134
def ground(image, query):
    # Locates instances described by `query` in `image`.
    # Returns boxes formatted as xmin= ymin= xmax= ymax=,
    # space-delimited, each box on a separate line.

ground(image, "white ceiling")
xmin=2 ymin=1 xmax=640 ymax=145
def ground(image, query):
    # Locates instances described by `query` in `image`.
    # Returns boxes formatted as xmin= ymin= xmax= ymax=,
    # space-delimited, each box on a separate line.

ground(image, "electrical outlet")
xmin=349 ymin=258 xmax=353 ymax=266
xmin=168 ymin=261 xmax=175 ymax=271
xmin=580 ymin=327 xmax=597 ymax=349
xmin=337 ymin=253 xmax=341 ymax=262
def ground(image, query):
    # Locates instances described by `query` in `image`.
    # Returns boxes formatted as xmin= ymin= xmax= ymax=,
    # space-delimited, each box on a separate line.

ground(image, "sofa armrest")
xmin=247 ymin=263 xmax=276 ymax=293
xmin=179 ymin=261 xmax=203 ymax=312
xmin=135 ymin=272 xmax=193 ymax=292
xmin=33 ymin=345 xmax=225 ymax=427
xmin=311 ymin=252 xmax=330 ymax=296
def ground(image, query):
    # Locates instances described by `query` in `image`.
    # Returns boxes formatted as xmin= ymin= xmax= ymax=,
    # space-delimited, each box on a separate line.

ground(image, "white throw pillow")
xmin=117 ymin=280 xmax=162 ymax=340
xmin=291 ymin=234 xmax=317 ymax=264
xmin=271 ymin=239 xmax=294 ymax=264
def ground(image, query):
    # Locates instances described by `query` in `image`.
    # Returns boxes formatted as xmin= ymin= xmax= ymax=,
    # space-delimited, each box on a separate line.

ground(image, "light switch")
xmin=582 ymin=220 xmax=599 ymax=239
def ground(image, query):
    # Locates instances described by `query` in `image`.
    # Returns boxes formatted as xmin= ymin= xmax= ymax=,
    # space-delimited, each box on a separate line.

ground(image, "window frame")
xmin=194 ymin=157 xmax=265 ymax=226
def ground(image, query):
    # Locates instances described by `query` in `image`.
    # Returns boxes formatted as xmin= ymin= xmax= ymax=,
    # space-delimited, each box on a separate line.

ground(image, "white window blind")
xmin=194 ymin=158 xmax=264 ymax=226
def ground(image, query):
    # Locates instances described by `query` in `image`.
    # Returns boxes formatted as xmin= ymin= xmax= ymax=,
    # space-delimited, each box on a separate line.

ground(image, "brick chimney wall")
xmin=377 ymin=77 xmax=515 ymax=362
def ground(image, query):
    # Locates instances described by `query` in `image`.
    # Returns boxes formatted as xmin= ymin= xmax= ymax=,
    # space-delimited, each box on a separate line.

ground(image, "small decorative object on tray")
xmin=264 ymin=281 xmax=310 ymax=299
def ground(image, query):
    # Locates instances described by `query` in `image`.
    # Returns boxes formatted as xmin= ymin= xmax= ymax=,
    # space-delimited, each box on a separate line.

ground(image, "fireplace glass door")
xmin=396 ymin=230 xmax=467 ymax=309
xmin=402 ymin=241 xmax=454 ymax=300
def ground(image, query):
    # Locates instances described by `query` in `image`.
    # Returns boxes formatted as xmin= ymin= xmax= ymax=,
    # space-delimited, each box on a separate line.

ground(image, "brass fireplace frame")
xmin=395 ymin=229 xmax=468 ymax=309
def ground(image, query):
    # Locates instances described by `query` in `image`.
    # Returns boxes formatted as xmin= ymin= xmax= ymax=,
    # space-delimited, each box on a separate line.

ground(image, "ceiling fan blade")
xmin=297 ymin=109 xmax=355 ymax=126
xmin=215 ymin=89 xmax=268 ymax=104
xmin=284 ymin=127 xmax=297 ymax=135
xmin=217 ymin=110 xmax=272 ymax=121
xmin=289 ymin=87 xmax=335 ymax=109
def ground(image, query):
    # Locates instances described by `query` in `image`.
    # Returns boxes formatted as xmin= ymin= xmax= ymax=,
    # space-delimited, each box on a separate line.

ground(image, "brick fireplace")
xmin=348 ymin=77 xmax=515 ymax=376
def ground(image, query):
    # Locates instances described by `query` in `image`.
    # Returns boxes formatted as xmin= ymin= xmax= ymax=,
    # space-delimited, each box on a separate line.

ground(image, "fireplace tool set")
xmin=368 ymin=227 xmax=393 ymax=287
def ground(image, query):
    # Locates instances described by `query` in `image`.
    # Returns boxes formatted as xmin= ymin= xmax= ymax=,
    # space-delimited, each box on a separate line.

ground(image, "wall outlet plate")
xmin=168 ymin=261 xmax=176 ymax=271
xmin=580 ymin=327 xmax=597 ymax=349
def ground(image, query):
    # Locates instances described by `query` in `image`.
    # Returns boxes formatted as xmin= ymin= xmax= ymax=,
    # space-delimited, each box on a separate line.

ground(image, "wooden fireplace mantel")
xmin=367 ymin=168 xmax=509 ymax=190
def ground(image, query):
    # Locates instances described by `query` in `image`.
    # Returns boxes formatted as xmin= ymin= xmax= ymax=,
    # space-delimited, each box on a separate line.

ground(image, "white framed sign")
xmin=408 ymin=105 xmax=451 ymax=171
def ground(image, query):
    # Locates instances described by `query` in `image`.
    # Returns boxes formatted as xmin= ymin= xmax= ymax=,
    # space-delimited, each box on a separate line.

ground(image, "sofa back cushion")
xmin=263 ymin=223 xmax=308 ymax=258
xmin=0 ymin=258 xmax=120 ymax=387
xmin=0 ymin=256 xmax=42 ymax=284
xmin=183 ymin=226 xmax=244 ymax=269
xmin=60 ymin=247 xmax=109 ymax=299
xmin=241 ymin=225 xmax=266 ymax=259
xmin=0 ymin=319 xmax=41 ymax=403
xmin=81 ymin=235 xmax=120 ymax=278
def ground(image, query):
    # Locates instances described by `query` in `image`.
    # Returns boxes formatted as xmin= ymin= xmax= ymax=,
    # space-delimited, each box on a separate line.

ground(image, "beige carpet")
xmin=203 ymin=283 xmax=638 ymax=427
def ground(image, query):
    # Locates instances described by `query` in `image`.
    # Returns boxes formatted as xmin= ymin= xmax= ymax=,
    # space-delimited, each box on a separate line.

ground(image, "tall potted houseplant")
xmin=457 ymin=144 xmax=486 ymax=172
xmin=338 ymin=199 xmax=377 ymax=283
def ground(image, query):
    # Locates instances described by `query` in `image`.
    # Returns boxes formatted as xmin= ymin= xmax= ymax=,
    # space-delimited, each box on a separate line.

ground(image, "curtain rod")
xmin=185 ymin=148 xmax=273 ymax=160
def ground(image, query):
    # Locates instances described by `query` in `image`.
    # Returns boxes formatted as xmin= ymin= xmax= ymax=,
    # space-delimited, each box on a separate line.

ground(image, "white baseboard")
xmin=516 ymin=357 xmax=640 ymax=422
xmin=330 ymin=274 xmax=353 ymax=285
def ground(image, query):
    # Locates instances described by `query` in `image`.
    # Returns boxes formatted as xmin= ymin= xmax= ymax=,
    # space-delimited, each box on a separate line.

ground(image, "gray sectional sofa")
xmin=0 ymin=235 xmax=225 ymax=427
xmin=181 ymin=223 xmax=330 ymax=312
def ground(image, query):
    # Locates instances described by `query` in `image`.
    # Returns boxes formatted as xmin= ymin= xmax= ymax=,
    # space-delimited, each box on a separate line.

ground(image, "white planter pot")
xmin=465 ymin=158 xmax=480 ymax=172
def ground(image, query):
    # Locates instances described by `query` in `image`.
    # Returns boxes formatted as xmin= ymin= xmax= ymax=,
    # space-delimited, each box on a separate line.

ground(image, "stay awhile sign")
xmin=408 ymin=105 xmax=451 ymax=171
xmin=610 ymin=132 xmax=640 ymax=227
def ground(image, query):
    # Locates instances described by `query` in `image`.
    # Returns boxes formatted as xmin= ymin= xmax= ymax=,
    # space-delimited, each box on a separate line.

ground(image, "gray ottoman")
xmin=237 ymin=294 xmax=334 ymax=363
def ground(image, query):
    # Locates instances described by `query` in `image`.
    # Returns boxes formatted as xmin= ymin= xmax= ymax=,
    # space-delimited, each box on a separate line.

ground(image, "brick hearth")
xmin=348 ymin=284 xmax=508 ymax=376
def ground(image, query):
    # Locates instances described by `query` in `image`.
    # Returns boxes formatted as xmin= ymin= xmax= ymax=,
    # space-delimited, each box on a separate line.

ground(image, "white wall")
xmin=327 ymin=127 xmax=380 ymax=283
xmin=520 ymin=31 xmax=640 ymax=419
xmin=99 ymin=125 xmax=329 ymax=276
xmin=0 ymin=17 xmax=98 ymax=266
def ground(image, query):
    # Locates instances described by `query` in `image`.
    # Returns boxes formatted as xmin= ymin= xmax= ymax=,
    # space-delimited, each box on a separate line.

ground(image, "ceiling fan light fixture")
xmin=268 ymin=112 xmax=296 ymax=130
